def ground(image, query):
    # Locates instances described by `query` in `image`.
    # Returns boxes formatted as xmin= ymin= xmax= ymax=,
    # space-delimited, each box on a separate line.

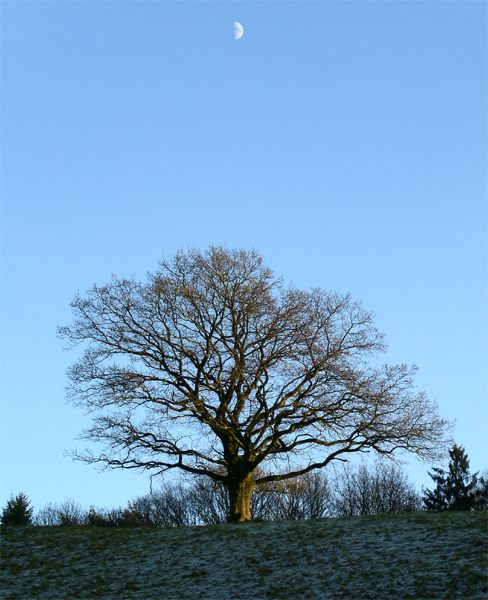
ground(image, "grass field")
xmin=1 ymin=511 xmax=487 ymax=599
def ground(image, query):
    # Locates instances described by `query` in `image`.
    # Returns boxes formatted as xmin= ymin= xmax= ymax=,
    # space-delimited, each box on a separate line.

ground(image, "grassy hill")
xmin=1 ymin=511 xmax=487 ymax=599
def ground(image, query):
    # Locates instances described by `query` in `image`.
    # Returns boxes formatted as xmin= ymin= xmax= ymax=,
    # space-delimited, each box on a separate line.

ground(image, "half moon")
xmin=234 ymin=21 xmax=244 ymax=40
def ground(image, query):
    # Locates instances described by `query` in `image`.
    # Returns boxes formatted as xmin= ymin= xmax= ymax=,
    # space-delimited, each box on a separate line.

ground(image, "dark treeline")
xmin=3 ymin=447 xmax=486 ymax=528
xmin=12 ymin=462 xmax=422 ymax=528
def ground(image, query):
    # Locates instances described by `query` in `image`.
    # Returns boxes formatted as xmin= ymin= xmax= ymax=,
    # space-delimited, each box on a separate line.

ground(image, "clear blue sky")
xmin=1 ymin=1 xmax=486 ymax=512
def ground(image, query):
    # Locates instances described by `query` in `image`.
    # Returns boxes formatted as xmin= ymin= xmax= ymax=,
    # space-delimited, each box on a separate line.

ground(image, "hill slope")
xmin=1 ymin=511 xmax=487 ymax=599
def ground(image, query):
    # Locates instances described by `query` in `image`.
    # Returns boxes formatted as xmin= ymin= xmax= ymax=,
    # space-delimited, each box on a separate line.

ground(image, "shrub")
xmin=86 ymin=506 xmax=150 ymax=527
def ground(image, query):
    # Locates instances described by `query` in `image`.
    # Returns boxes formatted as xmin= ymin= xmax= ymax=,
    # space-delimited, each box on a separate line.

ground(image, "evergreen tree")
xmin=473 ymin=474 xmax=488 ymax=510
xmin=423 ymin=444 xmax=479 ymax=511
xmin=423 ymin=466 xmax=447 ymax=510
xmin=1 ymin=492 xmax=34 ymax=525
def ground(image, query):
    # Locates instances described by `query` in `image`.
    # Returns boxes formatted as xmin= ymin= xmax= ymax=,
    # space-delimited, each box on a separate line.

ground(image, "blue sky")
xmin=1 ymin=1 xmax=486 ymax=512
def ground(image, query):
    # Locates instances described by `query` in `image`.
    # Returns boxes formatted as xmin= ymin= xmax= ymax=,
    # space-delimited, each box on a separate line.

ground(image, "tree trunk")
xmin=227 ymin=474 xmax=255 ymax=522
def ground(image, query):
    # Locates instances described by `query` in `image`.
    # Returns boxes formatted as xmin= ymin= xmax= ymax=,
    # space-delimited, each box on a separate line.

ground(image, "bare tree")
xmin=35 ymin=499 xmax=85 ymax=526
xmin=60 ymin=246 xmax=448 ymax=522
xmin=254 ymin=472 xmax=332 ymax=521
xmin=35 ymin=503 xmax=61 ymax=527
xmin=189 ymin=477 xmax=229 ymax=525
xmin=130 ymin=483 xmax=196 ymax=527
xmin=333 ymin=461 xmax=421 ymax=516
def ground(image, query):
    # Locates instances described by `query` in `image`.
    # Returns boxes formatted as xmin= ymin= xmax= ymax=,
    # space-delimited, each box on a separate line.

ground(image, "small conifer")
xmin=423 ymin=444 xmax=479 ymax=511
xmin=1 ymin=492 xmax=34 ymax=525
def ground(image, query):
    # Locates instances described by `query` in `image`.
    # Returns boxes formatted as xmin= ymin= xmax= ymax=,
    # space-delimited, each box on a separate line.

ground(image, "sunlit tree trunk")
xmin=227 ymin=474 xmax=256 ymax=522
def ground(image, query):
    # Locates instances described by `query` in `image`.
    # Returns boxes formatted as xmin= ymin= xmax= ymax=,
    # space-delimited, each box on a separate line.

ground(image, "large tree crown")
xmin=60 ymin=246 xmax=449 ymax=484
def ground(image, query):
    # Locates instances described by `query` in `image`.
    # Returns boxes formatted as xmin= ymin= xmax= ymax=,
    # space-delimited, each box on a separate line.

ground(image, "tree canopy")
xmin=60 ymin=246 xmax=449 ymax=521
